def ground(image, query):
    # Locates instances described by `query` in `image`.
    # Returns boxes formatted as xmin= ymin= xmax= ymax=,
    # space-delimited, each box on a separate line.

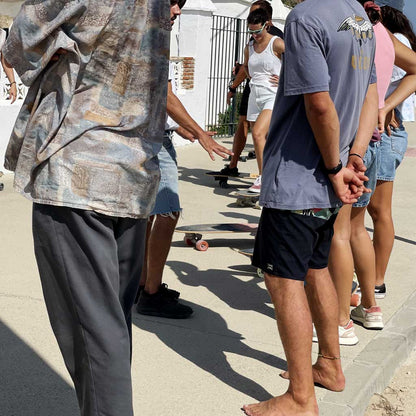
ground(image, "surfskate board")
xmin=231 ymin=190 xmax=260 ymax=208
xmin=175 ymin=223 xmax=258 ymax=251
xmin=231 ymin=247 xmax=264 ymax=278
xmin=205 ymin=171 xmax=258 ymax=188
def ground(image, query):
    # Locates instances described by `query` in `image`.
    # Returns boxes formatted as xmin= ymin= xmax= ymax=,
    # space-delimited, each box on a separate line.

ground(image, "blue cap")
xmin=375 ymin=0 xmax=404 ymax=12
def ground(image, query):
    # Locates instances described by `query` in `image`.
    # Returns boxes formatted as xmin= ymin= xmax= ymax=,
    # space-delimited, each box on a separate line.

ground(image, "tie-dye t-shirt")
xmin=3 ymin=0 xmax=171 ymax=218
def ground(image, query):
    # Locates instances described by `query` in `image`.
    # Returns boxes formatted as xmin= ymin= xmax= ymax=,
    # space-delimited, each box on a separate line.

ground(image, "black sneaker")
xmin=159 ymin=283 xmax=180 ymax=299
xmin=220 ymin=165 xmax=239 ymax=177
xmin=356 ymin=283 xmax=386 ymax=299
xmin=136 ymin=289 xmax=193 ymax=319
xmin=136 ymin=283 xmax=180 ymax=302
xmin=375 ymin=283 xmax=386 ymax=299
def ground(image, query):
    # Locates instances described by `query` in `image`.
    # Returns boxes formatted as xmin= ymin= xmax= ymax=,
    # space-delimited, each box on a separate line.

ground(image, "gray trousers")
xmin=32 ymin=203 xmax=147 ymax=416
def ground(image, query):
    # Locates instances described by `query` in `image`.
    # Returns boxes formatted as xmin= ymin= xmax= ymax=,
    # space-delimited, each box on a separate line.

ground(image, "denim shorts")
xmin=377 ymin=127 xmax=408 ymax=182
xmin=247 ymin=84 xmax=277 ymax=122
xmin=151 ymin=132 xmax=181 ymax=216
xmin=252 ymin=208 xmax=338 ymax=281
xmin=353 ymin=140 xmax=380 ymax=208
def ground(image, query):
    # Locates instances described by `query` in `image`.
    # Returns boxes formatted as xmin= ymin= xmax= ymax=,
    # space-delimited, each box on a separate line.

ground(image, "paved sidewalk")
xmin=0 ymin=123 xmax=415 ymax=416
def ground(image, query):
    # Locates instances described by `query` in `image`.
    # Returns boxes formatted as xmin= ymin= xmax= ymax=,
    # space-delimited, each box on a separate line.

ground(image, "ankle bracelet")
xmin=318 ymin=353 xmax=340 ymax=360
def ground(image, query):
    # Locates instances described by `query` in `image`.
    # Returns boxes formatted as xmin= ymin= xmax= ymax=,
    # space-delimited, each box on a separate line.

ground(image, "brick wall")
xmin=171 ymin=57 xmax=195 ymax=91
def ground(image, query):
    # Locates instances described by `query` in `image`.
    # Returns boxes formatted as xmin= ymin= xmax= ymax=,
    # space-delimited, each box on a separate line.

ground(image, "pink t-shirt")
xmin=374 ymin=22 xmax=395 ymax=109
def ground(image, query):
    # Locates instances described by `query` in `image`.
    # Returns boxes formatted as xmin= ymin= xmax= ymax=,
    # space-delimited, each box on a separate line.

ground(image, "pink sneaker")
xmin=351 ymin=305 xmax=384 ymax=329
xmin=248 ymin=175 xmax=261 ymax=193
xmin=312 ymin=320 xmax=359 ymax=346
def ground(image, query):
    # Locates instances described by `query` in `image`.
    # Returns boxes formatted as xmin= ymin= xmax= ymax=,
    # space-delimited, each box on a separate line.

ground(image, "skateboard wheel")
xmin=257 ymin=268 xmax=264 ymax=279
xmin=195 ymin=240 xmax=209 ymax=252
xmin=240 ymin=156 xmax=247 ymax=162
xmin=219 ymin=180 xmax=228 ymax=188
xmin=183 ymin=236 xmax=194 ymax=247
xmin=248 ymin=151 xmax=256 ymax=159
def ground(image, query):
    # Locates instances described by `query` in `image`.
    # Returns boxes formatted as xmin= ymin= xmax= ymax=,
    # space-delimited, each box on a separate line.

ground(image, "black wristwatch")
xmin=228 ymin=86 xmax=237 ymax=93
xmin=324 ymin=160 xmax=342 ymax=175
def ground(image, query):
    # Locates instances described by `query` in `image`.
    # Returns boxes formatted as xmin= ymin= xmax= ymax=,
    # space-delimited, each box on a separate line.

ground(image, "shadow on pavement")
xmin=0 ymin=320 xmax=78 ymax=416
xmin=133 ymin=301 xmax=286 ymax=402
xmin=167 ymin=261 xmax=273 ymax=319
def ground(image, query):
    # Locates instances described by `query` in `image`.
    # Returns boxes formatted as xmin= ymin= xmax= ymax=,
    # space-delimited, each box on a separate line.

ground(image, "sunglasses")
xmin=247 ymin=22 xmax=267 ymax=35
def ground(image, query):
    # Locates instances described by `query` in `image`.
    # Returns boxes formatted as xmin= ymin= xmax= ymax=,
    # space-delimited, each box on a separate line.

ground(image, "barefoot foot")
xmin=279 ymin=360 xmax=345 ymax=392
xmin=242 ymin=392 xmax=318 ymax=416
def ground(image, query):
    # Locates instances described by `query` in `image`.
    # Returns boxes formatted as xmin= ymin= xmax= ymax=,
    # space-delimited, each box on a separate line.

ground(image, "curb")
xmin=319 ymin=291 xmax=416 ymax=416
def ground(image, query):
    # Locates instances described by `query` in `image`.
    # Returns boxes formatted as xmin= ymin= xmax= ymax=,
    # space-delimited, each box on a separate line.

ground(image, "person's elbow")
xmin=304 ymin=91 xmax=333 ymax=119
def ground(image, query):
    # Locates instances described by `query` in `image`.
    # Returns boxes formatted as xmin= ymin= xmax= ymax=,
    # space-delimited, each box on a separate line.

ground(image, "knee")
xmin=368 ymin=204 xmax=389 ymax=224
xmin=251 ymin=128 xmax=264 ymax=143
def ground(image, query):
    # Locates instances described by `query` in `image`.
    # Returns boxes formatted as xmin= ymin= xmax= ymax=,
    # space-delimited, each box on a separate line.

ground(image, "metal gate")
xmin=206 ymin=15 xmax=249 ymax=137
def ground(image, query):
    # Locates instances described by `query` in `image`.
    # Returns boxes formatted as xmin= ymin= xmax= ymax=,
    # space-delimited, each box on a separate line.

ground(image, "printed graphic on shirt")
xmin=337 ymin=15 xmax=374 ymax=43
xmin=338 ymin=15 xmax=374 ymax=71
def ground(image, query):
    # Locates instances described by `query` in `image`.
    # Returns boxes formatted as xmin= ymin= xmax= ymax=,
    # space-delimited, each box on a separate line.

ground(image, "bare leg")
xmin=141 ymin=213 xmax=179 ymax=295
xmin=350 ymin=207 xmax=376 ymax=308
xmin=305 ymin=268 xmax=345 ymax=391
xmin=279 ymin=268 xmax=345 ymax=392
xmin=139 ymin=216 xmax=155 ymax=287
xmin=251 ymin=109 xmax=272 ymax=175
xmin=328 ymin=204 xmax=353 ymax=326
xmin=243 ymin=274 xmax=319 ymax=416
xmin=367 ymin=180 xmax=394 ymax=287
xmin=229 ymin=115 xmax=249 ymax=169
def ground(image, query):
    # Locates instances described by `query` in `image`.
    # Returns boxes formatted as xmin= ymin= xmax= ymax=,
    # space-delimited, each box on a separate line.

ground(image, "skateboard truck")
xmin=183 ymin=233 xmax=209 ymax=251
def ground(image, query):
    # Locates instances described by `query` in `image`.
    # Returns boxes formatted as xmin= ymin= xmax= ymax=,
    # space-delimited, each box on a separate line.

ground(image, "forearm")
xmin=304 ymin=92 xmax=340 ymax=169
xmin=1 ymin=55 xmax=15 ymax=84
xmin=384 ymin=33 xmax=416 ymax=113
xmin=351 ymin=83 xmax=378 ymax=156
xmin=230 ymin=64 xmax=249 ymax=89
xmin=167 ymin=89 xmax=204 ymax=137
xmin=175 ymin=126 xmax=194 ymax=141
xmin=384 ymin=75 xmax=416 ymax=113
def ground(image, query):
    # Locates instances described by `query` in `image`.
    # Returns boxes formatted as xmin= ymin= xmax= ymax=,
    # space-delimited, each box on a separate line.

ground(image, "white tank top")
xmin=248 ymin=36 xmax=281 ymax=89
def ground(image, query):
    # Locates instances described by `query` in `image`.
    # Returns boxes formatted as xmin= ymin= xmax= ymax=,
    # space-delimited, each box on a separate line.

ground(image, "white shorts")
xmin=246 ymin=84 xmax=277 ymax=122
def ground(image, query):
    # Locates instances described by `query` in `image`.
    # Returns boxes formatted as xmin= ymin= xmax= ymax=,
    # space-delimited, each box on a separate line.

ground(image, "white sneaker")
xmin=248 ymin=175 xmax=261 ymax=193
xmin=351 ymin=304 xmax=384 ymax=329
xmin=312 ymin=320 xmax=359 ymax=346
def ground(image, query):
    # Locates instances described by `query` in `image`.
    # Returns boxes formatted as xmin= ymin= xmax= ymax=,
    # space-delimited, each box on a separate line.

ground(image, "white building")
xmin=0 ymin=0 xmax=290 ymax=166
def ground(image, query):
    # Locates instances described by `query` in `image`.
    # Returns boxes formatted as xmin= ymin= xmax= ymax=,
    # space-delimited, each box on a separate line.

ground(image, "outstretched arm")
xmin=167 ymin=81 xmax=232 ymax=160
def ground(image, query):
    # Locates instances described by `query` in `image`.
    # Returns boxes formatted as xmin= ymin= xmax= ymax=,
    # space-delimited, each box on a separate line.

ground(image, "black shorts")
xmin=239 ymin=81 xmax=250 ymax=117
xmin=252 ymin=208 xmax=338 ymax=281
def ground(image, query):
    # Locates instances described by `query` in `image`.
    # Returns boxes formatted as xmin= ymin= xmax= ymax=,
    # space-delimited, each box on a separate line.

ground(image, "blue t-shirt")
xmin=260 ymin=0 xmax=377 ymax=210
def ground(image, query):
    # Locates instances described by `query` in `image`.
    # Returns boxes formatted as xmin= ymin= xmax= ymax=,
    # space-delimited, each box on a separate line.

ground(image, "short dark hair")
xmin=171 ymin=0 xmax=187 ymax=9
xmin=247 ymin=8 xmax=269 ymax=26
xmin=251 ymin=0 xmax=273 ymax=20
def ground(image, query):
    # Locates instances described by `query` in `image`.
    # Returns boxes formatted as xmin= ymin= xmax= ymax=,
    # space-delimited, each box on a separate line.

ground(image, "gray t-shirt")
xmin=260 ymin=0 xmax=377 ymax=210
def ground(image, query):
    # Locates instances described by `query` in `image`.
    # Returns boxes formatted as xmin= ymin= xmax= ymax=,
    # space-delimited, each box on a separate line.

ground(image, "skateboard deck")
xmin=176 ymin=223 xmax=257 ymax=251
xmin=231 ymin=247 xmax=263 ymax=278
xmin=232 ymin=190 xmax=260 ymax=207
xmin=225 ymin=151 xmax=256 ymax=163
xmin=205 ymin=171 xmax=258 ymax=188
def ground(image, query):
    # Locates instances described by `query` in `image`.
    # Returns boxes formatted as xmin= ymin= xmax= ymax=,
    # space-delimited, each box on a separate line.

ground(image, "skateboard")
xmin=205 ymin=171 xmax=258 ymax=188
xmin=175 ymin=223 xmax=258 ymax=251
xmin=225 ymin=151 xmax=256 ymax=163
xmin=232 ymin=190 xmax=260 ymax=208
xmin=231 ymin=247 xmax=264 ymax=278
